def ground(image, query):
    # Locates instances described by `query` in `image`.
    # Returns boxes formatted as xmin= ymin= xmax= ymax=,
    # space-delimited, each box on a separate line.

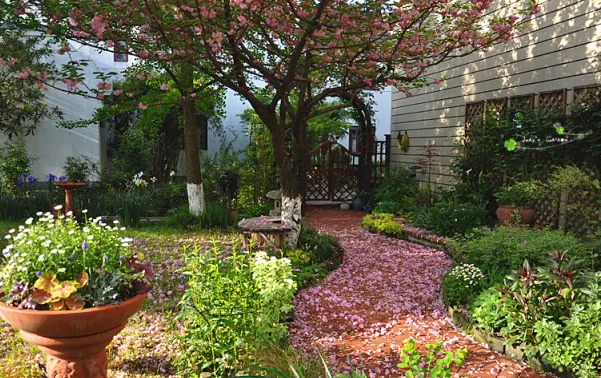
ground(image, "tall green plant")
xmin=176 ymin=245 xmax=296 ymax=376
xmin=0 ymin=140 xmax=34 ymax=194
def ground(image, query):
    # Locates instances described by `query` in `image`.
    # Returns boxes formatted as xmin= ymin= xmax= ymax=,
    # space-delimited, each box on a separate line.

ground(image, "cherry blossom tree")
xmin=4 ymin=0 xmax=538 ymax=244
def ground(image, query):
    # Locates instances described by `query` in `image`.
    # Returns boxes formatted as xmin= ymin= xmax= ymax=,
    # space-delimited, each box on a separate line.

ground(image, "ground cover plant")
xmin=361 ymin=213 xmax=402 ymax=237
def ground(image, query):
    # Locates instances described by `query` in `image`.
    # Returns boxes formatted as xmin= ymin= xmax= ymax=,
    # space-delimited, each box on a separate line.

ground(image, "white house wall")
xmin=0 ymin=41 xmax=132 ymax=181
xmin=390 ymin=0 xmax=601 ymax=187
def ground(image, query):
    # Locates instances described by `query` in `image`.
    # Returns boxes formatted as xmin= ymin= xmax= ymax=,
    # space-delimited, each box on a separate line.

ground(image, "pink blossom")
xmin=160 ymin=83 xmax=171 ymax=91
xmin=138 ymin=102 xmax=148 ymax=110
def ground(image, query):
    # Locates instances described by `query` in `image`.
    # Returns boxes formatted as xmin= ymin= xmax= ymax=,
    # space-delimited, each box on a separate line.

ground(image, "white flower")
xmin=8 ymin=229 xmax=15 ymax=234
xmin=87 ymin=235 xmax=94 ymax=240
xmin=54 ymin=205 xmax=63 ymax=211
xmin=66 ymin=211 xmax=73 ymax=217
xmin=169 ymin=170 xmax=176 ymax=177
xmin=58 ymin=268 xmax=66 ymax=273
xmin=36 ymin=212 xmax=43 ymax=216
xmin=82 ymin=209 xmax=88 ymax=214
xmin=4 ymin=235 xmax=11 ymax=240
xmin=113 ymin=220 xmax=120 ymax=224
xmin=25 ymin=218 xmax=33 ymax=225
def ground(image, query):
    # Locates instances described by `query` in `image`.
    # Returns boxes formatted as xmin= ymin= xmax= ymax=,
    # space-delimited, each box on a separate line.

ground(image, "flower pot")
xmin=519 ymin=206 xmax=536 ymax=225
xmin=496 ymin=205 xmax=536 ymax=225
xmin=0 ymin=293 xmax=147 ymax=378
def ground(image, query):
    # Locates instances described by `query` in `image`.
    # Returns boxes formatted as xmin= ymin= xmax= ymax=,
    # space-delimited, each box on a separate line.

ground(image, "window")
xmin=114 ymin=41 xmax=128 ymax=62
xmin=539 ymin=89 xmax=566 ymax=114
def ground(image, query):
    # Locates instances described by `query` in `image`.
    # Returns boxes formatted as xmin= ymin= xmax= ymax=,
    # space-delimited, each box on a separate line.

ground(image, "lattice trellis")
xmin=574 ymin=85 xmax=600 ymax=105
xmin=510 ymin=94 xmax=534 ymax=110
xmin=535 ymin=183 xmax=601 ymax=237
xmin=539 ymin=90 xmax=566 ymax=113
xmin=486 ymin=98 xmax=507 ymax=118
xmin=465 ymin=101 xmax=484 ymax=127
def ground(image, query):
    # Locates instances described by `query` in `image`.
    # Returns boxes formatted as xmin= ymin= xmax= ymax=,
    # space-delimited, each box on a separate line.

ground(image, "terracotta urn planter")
xmin=496 ymin=205 xmax=536 ymax=225
xmin=0 ymin=293 xmax=147 ymax=378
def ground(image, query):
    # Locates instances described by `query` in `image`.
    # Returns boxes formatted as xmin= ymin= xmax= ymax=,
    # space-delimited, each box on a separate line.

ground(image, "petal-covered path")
xmin=290 ymin=209 xmax=548 ymax=378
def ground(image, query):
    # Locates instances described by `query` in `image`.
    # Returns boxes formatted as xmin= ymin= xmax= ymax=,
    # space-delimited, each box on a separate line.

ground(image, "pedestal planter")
xmin=0 ymin=293 xmax=147 ymax=378
xmin=53 ymin=182 xmax=86 ymax=214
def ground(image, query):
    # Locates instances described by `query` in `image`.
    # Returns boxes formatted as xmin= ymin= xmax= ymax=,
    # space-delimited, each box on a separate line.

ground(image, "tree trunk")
xmin=280 ymin=157 xmax=303 ymax=247
xmin=181 ymin=64 xmax=205 ymax=216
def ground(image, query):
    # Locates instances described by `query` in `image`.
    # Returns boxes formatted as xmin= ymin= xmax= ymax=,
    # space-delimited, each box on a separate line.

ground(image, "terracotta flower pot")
xmin=496 ymin=205 xmax=536 ymax=225
xmin=0 ymin=293 xmax=147 ymax=378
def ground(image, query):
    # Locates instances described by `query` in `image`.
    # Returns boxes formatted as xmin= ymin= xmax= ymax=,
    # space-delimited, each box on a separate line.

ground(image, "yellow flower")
xmin=136 ymin=253 xmax=144 ymax=260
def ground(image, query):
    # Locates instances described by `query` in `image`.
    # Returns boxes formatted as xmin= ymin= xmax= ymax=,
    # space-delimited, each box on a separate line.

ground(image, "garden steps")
xmin=291 ymin=209 xmax=551 ymax=378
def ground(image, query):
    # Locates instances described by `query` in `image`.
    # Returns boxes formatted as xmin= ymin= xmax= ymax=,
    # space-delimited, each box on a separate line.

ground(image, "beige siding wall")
xmin=390 ymin=0 xmax=601 ymax=187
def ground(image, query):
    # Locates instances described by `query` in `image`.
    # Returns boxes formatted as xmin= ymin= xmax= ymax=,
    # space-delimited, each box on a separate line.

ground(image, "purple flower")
xmin=104 ymin=255 xmax=109 ymax=261
xmin=21 ymin=172 xmax=28 ymax=177
xmin=36 ymin=271 xmax=42 ymax=277
xmin=70 ymin=253 xmax=76 ymax=259
xmin=16 ymin=178 xmax=23 ymax=185
xmin=82 ymin=241 xmax=87 ymax=251
xmin=48 ymin=173 xmax=56 ymax=182
xmin=58 ymin=175 xmax=67 ymax=182
xmin=119 ymin=255 xmax=124 ymax=261
xmin=27 ymin=176 xmax=38 ymax=183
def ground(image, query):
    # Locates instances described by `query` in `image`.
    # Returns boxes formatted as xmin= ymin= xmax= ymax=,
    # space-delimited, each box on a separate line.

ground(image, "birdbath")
xmin=53 ymin=182 xmax=86 ymax=214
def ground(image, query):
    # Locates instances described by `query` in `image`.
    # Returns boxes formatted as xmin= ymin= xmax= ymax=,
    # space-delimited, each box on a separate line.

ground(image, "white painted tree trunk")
xmin=281 ymin=194 xmax=302 ymax=248
xmin=187 ymin=183 xmax=206 ymax=216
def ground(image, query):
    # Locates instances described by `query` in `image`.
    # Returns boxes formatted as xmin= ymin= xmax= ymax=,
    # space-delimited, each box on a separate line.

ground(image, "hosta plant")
xmin=0 ymin=207 xmax=151 ymax=310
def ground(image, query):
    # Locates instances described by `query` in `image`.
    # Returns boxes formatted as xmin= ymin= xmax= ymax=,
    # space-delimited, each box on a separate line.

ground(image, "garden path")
xmin=290 ymin=209 xmax=549 ymax=378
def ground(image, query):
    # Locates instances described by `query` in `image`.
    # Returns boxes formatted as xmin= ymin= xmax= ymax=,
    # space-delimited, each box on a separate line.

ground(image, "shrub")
xmin=0 ymin=140 xmax=34 ymax=195
xmin=111 ymin=126 xmax=152 ymax=184
xmin=534 ymin=272 xmax=601 ymax=378
xmin=469 ymin=252 xmax=601 ymax=377
xmin=452 ymin=226 xmax=588 ymax=274
xmin=116 ymin=191 xmax=149 ymax=227
xmin=361 ymin=213 xmax=402 ymax=236
xmin=63 ymin=155 xmax=98 ymax=183
xmin=176 ymin=246 xmax=296 ymax=376
xmin=372 ymin=200 xmax=402 ymax=215
xmin=368 ymin=166 xmax=423 ymax=212
xmin=442 ymin=264 xmax=484 ymax=306
xmin=494 ymin=180 xmax=543 ymax=207
xmin=425 ymin=197 xmax=487 ymax=237
xmin=199 ymin=200 xmax=233 ymax=229
xmin=239 ymin=202 xmax=273 ymax=218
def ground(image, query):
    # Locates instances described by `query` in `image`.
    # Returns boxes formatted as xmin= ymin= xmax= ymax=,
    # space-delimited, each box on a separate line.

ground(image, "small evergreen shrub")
xmin=361 ymin=213 xmax=402 ymax=236
xmin=442 ymin=264 xmax=484 ymax=306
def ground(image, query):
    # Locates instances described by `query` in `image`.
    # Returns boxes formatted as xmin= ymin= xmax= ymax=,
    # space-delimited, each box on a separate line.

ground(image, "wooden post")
xmin=384 ymin=134 xmax=391 ymax=173
xmin=558 ymin=189 xmax=568 ymax=232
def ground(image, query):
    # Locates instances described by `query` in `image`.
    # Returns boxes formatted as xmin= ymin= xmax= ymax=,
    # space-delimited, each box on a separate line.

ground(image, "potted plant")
xmin=0 ymin=207 xmax=151 ymax=378
xmin=494 ymin=180 xmax=543 ymax=224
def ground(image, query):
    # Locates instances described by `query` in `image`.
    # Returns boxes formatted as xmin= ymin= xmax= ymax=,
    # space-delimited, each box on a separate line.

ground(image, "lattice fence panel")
xmin=574 ymin=85 xmax=600 ymax=105
xmin=539 ymin=90 xmax=566 ymax=113
xmin=510 ymin=95 xmax=534 ymax=109
xmin=535 ymin=184 xmax=601 ymax=237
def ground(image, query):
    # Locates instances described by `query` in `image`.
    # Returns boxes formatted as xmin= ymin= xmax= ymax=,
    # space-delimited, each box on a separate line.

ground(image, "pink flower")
xmin=113 ymin=89 xmax=123 ymax=96
xmin=138 ymin=102 xmax=148 ymax=110
xmin=160 ymin=83 xmax=171 ymax=91
xmin=91 ymin=15 xmax=107 ymax=38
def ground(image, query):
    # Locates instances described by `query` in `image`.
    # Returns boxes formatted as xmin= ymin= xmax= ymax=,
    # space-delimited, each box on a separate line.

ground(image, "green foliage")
xmin=442 ymin=264 xmax=484 ymax=306
xmin=63 ymin=155 xmax=98 ymax=183
xmin=0 ymin=31 xmax=61 ymax=138
xmin=285 ymin=225 xmax=343 ymax=289
xmin=368 ymin=166 xmax=423 ymax=212
xmin=110 ymin=126 xmax=152 ymax=184
xmin=469 ymin=289 xmax=506 ymax=333
xmin=201 ymin=140 xmax=243 ymax=202
xmin=116 ymin=190 xmax=150 ymax=227
xmin=0 ymin=140 xmax=33 ymax=194
xmin=176 ymin=246 xmax=296 ymax=376
xmin=0 ymin=191 xmax=52 ymax=221
xmin=239 ymin=202 xmax=273 ymax=218
xmin=424 ymin=196 xmax=487 ymax=237
xmin=398 ymin=338 xmax=467 ymax=378
xmin=494 ymin=180 xmax=543 ymax=206
xmin=199 ymin=200 xmax=233 ymax=229
xmin=534 ymin=272 xmax=601 ymax=378
xmin=451 ymin=226 xmax=588 ymax=275
xmin=361 ymin=213 xmax=402 ymax=236
xmin=470 ymin=252 xmax=601 ymax=377
xmin=372 ymin=200 xmax=402 ymax=215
